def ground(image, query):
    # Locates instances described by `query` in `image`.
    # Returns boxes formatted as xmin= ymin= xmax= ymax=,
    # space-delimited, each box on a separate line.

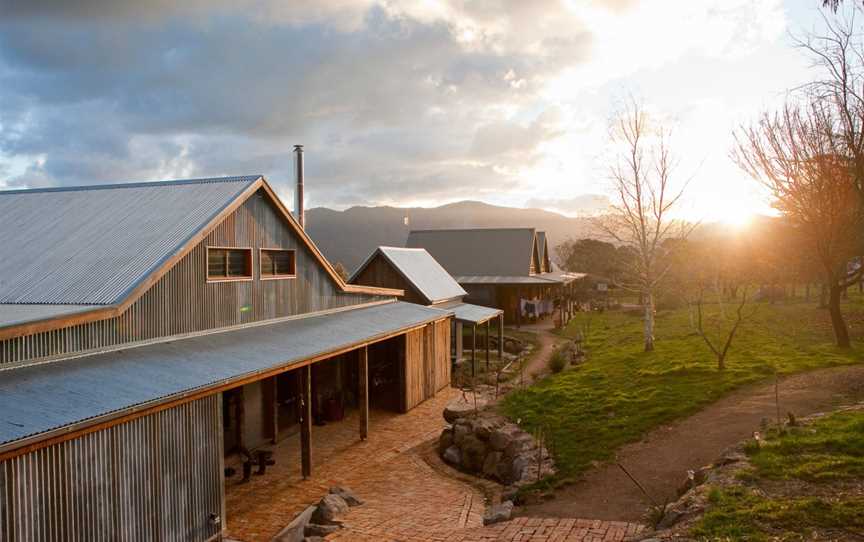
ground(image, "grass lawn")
xmin=692 ymin=409 xmax=864 ymax=540
xmin=500 ymin=295 xmax=864 ymax=483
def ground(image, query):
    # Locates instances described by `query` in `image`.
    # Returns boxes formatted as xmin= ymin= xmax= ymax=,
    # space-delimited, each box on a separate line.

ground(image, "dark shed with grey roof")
xmin=406 ymin=227 xmax=578 ymax=325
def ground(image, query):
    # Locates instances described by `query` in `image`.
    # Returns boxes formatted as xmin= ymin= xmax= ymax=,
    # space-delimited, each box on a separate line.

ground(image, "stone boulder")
xmin=438 ymin=428 xmax=454 ymax=455
xmin=483 ymin=501 xmax=514 ymax=525
xmin=311 ymin=494 xmax=349 ymax=525
xmin=438 ymin=412 xmax=555 ymax=488
xmin=473 ymin=418 xmax=498 ymax=441
xmin=509 ymin=454 xmax=531 ymax=485
xmin=443 ymin=397 xmax=485 ymax=423
xmin=503 ymin=433 xmax=536 ymax=459
xmin=453 ymin=422 xmax=471 ymax=446
xmin=482 ymin=451 xmax=503 ymax=478
xmin=272 ymin=505 xmax=316 ymax=542
xmin=329 ymin=486 xmax=363 ymax=507
xmin=461 ymin=435 xmax=488 ymax=472
xmin=489 ymin=424 xmax=521 ymax=452
xmin=443 ymin=445 xmax=461 ymax=466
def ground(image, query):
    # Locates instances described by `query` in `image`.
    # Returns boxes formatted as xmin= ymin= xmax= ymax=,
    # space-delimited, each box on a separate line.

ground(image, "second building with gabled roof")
xmin=350 ymin=246 xmax=503 ymax=367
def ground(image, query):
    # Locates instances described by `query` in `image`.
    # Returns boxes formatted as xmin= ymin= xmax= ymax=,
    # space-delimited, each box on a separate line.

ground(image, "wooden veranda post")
xmin=485 ymin=320 xmax=490 ymax=369
xmin=472 ymin=324 xmax=477 ymax=376
xmin=497 ymin=314 xmax=503 ymax=360
xmin=300 ymin=364 xmax=312 ymax=479
xmin=359 ymin=346 xmax=369 ymax=441
xmin=263 ymin=377 xmax=278 ymax=444
xmin=516 ymin=287 xmax=522 ymax=328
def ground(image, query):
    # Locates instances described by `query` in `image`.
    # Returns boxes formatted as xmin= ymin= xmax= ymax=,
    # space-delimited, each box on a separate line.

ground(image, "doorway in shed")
xmin=367 ymin=335 xmax=406 ymax=412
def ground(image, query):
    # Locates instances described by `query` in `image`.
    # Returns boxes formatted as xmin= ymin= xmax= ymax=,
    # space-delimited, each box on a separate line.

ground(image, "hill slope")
xmin=305 ymin=201 xmax=594 ymax=272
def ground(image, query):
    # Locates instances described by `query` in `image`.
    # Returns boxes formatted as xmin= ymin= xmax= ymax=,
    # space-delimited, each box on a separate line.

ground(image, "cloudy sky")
xmin=0 ymin=0 xmax=832 ymax=223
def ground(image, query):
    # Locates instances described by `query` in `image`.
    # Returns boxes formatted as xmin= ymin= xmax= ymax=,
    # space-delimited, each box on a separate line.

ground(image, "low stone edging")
xmin=438 ymin=408 xmax=555 ymax=490
xmin=271 ymin=486 xmax=363 ymax=542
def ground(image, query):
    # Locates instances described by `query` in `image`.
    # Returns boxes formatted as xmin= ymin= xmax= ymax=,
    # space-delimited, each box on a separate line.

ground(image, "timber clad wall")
xmin=403 ymin=319 xmax=450 ymax=411
xmin=352 ymin=255 xmax=426 ymax=305
xmin=0 ymin=396 xmax=222 ymax=542
xmin=0 ymin=190 xmax=383 ymax=368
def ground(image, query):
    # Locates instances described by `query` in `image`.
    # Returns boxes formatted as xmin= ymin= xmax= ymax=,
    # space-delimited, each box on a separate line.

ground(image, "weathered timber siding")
xmin=433 ymin=319 xmax=451 ymax=392
xmin=352 ymin=254 xmax=426 ymax=305
xmin=403 ymin=328 xmax=424 ymax=412
xmin=0 ymin=395 xmax=222 ymax=542
xmin=403 ymin=319 xmax=451 ymax=412
xmin=0 ymin=189 xmax=384 ymax=368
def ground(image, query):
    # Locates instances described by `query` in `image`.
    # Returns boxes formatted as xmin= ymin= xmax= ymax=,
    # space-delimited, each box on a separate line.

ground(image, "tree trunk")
xmin=819 ymin=284 xmax=828 ymax=308
xmin=805 ymin=283 xmax=810 ymax=301
xmin=643 ymin=292 xmax=655 ymax=352
xmin=828 ymin=283 xmax=851 ymax=348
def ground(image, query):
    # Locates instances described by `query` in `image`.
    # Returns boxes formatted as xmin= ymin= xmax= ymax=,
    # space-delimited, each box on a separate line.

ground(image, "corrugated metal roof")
xmin=454 ymin=271 xmax=584 ymax=286
xmin=0 ymin=301 xmax=451 ymax=448
xmin=454 ymin=275 xmax=560 ymax=285
xmin=0 ymin=304 xmax=97 ymax=328
xmin=536 ymin=231 xmax=548 ymax=269
xmin=442 ymin=302 xmax=502 ymax=324
xmin=352 ymin=247 xmax=466 ymax=304
xmin=406 ymin=228 xmax=536 ymax=277
xmin=0 ymin=176 xmax=260 ymax=305
xmin=541 ymin=270 xmax=586 ymax=284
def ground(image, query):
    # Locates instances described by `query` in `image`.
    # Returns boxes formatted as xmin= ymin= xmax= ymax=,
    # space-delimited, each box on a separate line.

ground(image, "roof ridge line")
xmin=0 ymin=175 xmax=263 ymax=195
xmin=409 ymin=227 xmax=535 ymax=232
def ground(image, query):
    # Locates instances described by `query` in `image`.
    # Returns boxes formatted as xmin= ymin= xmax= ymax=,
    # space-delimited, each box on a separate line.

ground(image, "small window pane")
xmin=261 ymin=249 xmax=295 ymax=277
xmin=227 ymin=250 xmax=248 ymax=277
xmin=208 ymin=249 xmax=227 ymax=278
xmin=261 ymin=250 xmax=276 ymax=276
xmin=208 ymin=247 xmax=250 ymax=279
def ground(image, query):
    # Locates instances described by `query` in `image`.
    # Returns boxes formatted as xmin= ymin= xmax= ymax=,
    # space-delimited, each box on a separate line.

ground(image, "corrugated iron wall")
xmin=0 ymin=395 xmax=222 ymax=542
xmin=0 ymin=190 xmax=384 ymax=368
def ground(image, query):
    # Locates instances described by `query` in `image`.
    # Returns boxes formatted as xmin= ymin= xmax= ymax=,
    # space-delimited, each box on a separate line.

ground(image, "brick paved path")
xmin=225 ymin=387 xmax=643 ymax=542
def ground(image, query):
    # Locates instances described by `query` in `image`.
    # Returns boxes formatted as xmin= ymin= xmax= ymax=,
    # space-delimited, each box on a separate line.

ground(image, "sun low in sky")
xmin=0 ymin=0 xmax=825 ymax=225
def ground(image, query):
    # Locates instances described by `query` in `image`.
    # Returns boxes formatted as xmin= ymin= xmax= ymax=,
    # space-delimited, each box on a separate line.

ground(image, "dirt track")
xmin=519 ymin=364 xmax=864 ymax=521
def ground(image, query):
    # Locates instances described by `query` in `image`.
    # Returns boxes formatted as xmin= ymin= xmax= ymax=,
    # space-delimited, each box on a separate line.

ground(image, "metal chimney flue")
xmin=293 ymin=144 xmax=305 ymax=229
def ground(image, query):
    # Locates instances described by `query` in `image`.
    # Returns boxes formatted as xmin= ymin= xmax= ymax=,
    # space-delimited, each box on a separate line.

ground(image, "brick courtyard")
xmin=225 ymin=387 xmax=643 ymax=542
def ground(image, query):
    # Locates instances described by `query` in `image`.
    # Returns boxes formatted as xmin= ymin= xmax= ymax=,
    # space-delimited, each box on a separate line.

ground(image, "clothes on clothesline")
xmin=520 ymin=298 xmax=554 ymax=318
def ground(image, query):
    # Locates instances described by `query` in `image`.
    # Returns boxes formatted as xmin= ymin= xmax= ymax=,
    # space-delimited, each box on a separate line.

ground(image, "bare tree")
xmin=795 ymin=7 xmax=864 ymax=203
xmin=734 ymin=103 xmax=864 ymax=347
xmin=823 ymin=0 xmax=864 ymax=12
xmin=596 ymin=99 xmax=694 ymax=351
xmin=694 ymin=289 xmax=756 ymax=371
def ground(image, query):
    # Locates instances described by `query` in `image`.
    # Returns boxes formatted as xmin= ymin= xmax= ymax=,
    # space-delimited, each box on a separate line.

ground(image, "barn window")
xmin=207 ymin=247 xmax=252 ymax=280
xmin=260 ymin=249 xmax=296 ymax=279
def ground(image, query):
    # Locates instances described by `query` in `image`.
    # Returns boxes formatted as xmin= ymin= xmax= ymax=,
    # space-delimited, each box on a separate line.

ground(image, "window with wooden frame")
xmin=260 ymin=248 xmax=296 ymax=279
xmin=207 ymin=247 xmax=253 ymax=281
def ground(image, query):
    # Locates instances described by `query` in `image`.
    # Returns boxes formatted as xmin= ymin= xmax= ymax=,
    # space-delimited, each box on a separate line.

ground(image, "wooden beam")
xmin=516 ymin=287 xmax=522 ymax=328
xmin=497 ymin=314 xmax=504 ymax=360
xmin=485 ymin=319 xmax=490 ymax=370
xmin=236 ymin=387 xmax=246 ymax=452
xmin=359 ymin=346 xmax=369 ymax=441
xmin=300 ymin=365 xmax=312 ymax=479
xmin=262 ymin=377 xmax=278 ymax=444
xmin=472 ymin=324 xmax=477 ymax=377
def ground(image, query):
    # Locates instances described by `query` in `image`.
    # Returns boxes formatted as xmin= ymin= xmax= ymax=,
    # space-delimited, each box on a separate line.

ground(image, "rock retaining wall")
xmin=438 ymin=411 xmax=554 ymax=488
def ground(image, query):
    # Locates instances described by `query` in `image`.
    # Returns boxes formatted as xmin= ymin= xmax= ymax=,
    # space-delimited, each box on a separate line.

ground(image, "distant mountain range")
xmin=305 ymin=200 xmax=595 ymax=272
